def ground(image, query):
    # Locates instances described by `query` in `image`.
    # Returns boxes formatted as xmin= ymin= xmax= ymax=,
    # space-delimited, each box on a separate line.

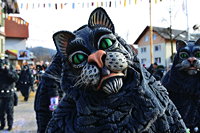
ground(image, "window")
xmin=154 ymin=45 xmax=161 ymax=51
xmin=0 ymin=39 xmax=3 ymax=53
xmin=144 ymin=36 xmax=149 ymax=42
xmin=153 ymin=34 xmax=157 ymax=40
xmin=141 ymin=58 xmax=146 ymax=64
xmin=141 ymin=47 xmax=146 ymax=53
xmin=155 ymin=57 xmax=161 ymax=63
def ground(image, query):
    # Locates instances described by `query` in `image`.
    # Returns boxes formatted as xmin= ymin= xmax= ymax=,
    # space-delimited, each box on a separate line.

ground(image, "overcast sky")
xmin=12 ymin=0 xmax=200 ymax=50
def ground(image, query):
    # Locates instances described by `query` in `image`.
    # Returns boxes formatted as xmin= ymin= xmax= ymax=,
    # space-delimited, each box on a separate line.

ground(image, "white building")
xmin=134 ymin=26 xmax=200 ymax=68
xmin=5 ymin=16 xmax=30 ymax=66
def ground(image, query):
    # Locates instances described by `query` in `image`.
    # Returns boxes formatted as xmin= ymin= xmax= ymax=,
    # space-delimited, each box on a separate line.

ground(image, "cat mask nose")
xmin=88 ymin=50 xmax=106 ymax=68
xmin=188 ymin=57 xmax=197 ymax=64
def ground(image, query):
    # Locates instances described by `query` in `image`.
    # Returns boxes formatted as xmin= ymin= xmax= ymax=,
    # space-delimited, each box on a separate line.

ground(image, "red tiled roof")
xmin=5 ymin=16 xmax=29 ymax=39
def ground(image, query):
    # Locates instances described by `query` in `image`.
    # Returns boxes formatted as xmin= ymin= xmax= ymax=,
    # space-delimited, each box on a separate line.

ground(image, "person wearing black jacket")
xmin=16 ymin=65 xmax=34 ymax=101
xmin=0 ymin=59 xmax=19 ymax=131
xmin=34 ymin=53 xmax=64 ymax=133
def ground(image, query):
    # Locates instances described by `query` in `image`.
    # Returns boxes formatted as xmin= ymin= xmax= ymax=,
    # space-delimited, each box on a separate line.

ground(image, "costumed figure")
xmin=34 ymin=52 xmax=64 ymax=133
xmin=162 ymin=39 xmax=200 ymax=133
xmin=0 ymin=59 xmax=19 ymax=131
xmin=16 ymin=65 xmax=34 ymax=101
xmin=46 ymin=7 xmax=187 ymax=133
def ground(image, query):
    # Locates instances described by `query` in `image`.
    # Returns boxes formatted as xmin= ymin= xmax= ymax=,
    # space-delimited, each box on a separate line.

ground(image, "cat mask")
xmin=175 ymin=38 xmax=200 ymax=75
xmin=53 ymin=7 xmax=133 ymax=94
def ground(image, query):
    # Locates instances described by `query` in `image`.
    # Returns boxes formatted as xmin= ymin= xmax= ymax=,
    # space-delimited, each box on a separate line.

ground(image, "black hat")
xmin=154 ymin=62 xmax=158 ymax=65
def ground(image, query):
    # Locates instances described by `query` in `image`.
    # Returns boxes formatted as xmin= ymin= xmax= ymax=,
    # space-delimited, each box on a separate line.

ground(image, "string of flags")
xmin=17 ymin=0 xmax=165 ymax=10
xmin=7 ymin=16 xmax=29 ymax=26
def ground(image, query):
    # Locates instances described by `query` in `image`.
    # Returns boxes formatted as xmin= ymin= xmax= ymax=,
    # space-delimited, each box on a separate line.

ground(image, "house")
xmin=0 ymin=0 xmax=19 ymax=59
xmin=134 ymin=26 xmax=200 ymax=68
xmin=0 ymin=15 xmax=5 ymax=59
xmin=5 ymin=16 xmax=30 ymax=66
xmin=5 ymin=16 xmax=29 ymax=50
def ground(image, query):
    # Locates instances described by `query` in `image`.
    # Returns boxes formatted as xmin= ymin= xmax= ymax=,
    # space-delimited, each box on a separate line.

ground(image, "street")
xmin=0 ymin=91 xmax=37 ymax=133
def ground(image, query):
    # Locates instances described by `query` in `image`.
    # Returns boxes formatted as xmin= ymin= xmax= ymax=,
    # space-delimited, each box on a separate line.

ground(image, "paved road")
xmin=0 ymin=91 xmax=37 ymax=133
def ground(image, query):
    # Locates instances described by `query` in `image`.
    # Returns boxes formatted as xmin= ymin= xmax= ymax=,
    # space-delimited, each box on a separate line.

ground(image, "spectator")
xmin=147 ymin=62 xmax=164 ymax=81
xmin=0 ymin=59 xmax=19 ymax=131
xmin=16 ymin=65 xmax=34 ymax=101
xmin=147 ymin=62 xmax=158 ymax=74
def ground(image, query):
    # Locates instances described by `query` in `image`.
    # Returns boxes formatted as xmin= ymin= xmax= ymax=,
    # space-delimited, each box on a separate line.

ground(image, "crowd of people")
xmin=0 ymin=59 xmax=48 ymax=131
xmin=146 ymin=62 xmax=165 ymax=81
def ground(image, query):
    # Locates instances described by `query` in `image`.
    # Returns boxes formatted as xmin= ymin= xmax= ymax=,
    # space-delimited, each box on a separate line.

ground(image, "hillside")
xmin=28 ymin=47 xmax=57 ymax=62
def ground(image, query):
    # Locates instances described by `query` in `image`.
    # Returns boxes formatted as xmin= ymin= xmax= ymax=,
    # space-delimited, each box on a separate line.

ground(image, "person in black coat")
xmin=147 ymin=63 xmax=164 ymax=81
xmin=16 ymin=65 xmax=34 ymax=101
xmin=0 ymin=59 xmax=19 ymax=131
xmin=34 ymin=53 xmax=64 ymax=133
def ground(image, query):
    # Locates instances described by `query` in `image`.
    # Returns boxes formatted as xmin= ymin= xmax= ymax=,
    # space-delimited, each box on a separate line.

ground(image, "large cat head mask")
xmin=174 ymin=38 xmax=200 ymax=75
xmin=53 ymin=7 xmax=134 ymax=94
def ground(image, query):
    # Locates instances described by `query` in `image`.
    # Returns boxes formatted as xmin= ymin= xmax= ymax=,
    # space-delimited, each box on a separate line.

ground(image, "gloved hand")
xmin=49 ymin=96 xmax=59 ymax=111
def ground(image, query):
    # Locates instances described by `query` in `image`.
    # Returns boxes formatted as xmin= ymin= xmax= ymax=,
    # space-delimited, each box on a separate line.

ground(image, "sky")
xmin=11 ymin=0 xmax=200 ymax=50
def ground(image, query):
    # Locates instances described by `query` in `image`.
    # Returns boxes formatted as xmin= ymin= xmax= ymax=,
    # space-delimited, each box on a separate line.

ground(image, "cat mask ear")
xmin=176 ymin=40 xmax=187 ymax=51
xmin=53 ymin=31 xmax=75 ymax=57
xmin=88 ymin=7 xmax=115 ymax=33
xmin=195 ymin=38 xmax=200 ymax=45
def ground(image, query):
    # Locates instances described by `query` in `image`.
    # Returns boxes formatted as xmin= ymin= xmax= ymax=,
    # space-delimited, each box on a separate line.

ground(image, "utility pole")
xmin=185 ymin=0 xmax=190 ymax=41
xmin=169 ymin=0 xmax=173 ymax=62
xmin=149 ymin=0 xmax=153 ymax=64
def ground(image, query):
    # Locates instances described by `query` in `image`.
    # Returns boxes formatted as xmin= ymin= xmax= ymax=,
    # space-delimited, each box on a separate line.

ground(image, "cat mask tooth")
xmin=96 ymin=72 xmax=125 ymax=91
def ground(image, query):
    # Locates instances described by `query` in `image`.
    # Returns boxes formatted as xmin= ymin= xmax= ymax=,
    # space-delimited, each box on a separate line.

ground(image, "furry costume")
xmin=162 ymin=39 xmax=200 ymax=133
xmin=45 ymin=7 xmax=187 ymax=133
xmin=34 ymin=53 xmax=63 ymax=133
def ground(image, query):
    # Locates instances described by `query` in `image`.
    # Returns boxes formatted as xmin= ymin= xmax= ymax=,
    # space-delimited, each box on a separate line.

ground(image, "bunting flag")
xmin=17 ymin=0 xmax=165 ymax=10
xmin=82 ymin=2 xmax=84 ymax=8
xmin=101 ymin=2 xmax=103 ymax=7
xmin=109 ymin=1 xmax=112 ymax=7
xmin=96 ymin=2 xmax=98 ymax=7
xmin=55 ymin=3 xmax=57 ymax=9
xmin=72 ymin=3 xmax=75 ymax=9
xmin=21 ymin=3 xmax=23 ymax=9
xmin=134 ymin=0 xmax=137 ymax=5
xmin=26 ymin=3 xmax=28 ymax=10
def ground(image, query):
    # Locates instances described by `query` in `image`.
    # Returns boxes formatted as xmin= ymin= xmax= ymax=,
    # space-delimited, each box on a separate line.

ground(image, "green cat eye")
xmin=100 ymin=38 xmax=113 ymax=50
xmin=195 ymin=52 xmax=200 ymax=58
xmin=72 ymin=53 xmax=86 ymax=64
xmin=179 ymin=52 xmax=189 ymax=59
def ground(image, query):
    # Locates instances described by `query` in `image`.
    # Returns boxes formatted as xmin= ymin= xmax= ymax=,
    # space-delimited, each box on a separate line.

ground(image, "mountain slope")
xmin=28 ymin=47 xmax=57 ymax=62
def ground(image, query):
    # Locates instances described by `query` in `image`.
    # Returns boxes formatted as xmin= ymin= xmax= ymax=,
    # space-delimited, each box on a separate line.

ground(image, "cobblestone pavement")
xmin=0 ymin=91 xmax=37 ymax=133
